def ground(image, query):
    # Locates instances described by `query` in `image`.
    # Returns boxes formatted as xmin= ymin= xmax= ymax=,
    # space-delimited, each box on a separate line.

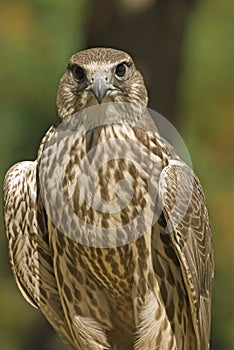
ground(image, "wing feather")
xmin=3 ymin=129 xmax=76 ymax=350
xmin=158 ymin=161 xmax=214 ymax=349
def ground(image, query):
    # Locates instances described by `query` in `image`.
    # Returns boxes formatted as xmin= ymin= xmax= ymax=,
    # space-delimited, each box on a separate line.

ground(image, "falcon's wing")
xmin=3 ymin=131 xmax=76 ymax=350
xmin=157 ymin=160 xmax=214 ymax=349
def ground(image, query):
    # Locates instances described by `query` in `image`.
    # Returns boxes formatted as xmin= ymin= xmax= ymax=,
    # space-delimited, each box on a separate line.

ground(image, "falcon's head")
xmin=57 ymin=47 xmax=148 ymax=120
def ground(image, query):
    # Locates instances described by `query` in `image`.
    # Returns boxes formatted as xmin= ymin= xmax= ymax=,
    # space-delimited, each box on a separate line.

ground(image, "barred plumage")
xmin=4 ymin=48 xmax=214 ymax=349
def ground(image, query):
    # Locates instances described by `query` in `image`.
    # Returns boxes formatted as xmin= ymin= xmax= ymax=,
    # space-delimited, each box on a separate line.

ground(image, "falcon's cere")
xmin=4 ymin=48 xmax=214 ymax=350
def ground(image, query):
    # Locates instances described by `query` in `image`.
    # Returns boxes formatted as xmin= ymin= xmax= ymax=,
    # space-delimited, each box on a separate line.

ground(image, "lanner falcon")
xmin=3 ymin=48 xmax=214 ymax=350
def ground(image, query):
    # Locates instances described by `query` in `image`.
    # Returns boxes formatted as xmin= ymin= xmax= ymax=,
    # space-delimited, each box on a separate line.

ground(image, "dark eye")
xmin=115 ymin=63 xmax=126 ymax=78
xmin=72 ymin=65 xmax=85 ymax=81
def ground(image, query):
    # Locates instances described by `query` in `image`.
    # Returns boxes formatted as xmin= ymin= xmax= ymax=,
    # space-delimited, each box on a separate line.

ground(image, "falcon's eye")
xmin=115 ymin=63 xmax=126 ymax=78
xmin=72 ymin=65 xmax=85 ymax=81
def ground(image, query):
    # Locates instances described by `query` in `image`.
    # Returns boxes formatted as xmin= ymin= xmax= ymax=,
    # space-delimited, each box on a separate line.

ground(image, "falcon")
xmin=3 ymin=48 xmax=214 ymax=350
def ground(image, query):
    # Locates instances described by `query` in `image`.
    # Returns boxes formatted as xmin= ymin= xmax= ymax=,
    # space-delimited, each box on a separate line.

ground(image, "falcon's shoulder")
xmin=4 ymin=160 xmax=39 ymax=307
xmin=157 ymin=159 xmax=214 ymax=349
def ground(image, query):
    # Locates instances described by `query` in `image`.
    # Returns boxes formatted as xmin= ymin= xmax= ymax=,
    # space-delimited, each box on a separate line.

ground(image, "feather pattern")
xmin=4 ymin=47 xmax=214 ymax=350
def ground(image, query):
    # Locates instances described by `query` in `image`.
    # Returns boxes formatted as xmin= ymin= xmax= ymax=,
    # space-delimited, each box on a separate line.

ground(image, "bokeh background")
xmin=0 ymin=0 xmax=233 ymax=349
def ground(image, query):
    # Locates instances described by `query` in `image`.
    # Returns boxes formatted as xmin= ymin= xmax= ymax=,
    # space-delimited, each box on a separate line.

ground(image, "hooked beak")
xmin=85 ymin=74 xmax=117 ymax=104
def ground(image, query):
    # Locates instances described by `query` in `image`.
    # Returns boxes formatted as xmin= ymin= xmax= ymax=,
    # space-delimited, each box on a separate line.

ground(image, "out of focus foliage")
xmin=178 ymin=1 xmax=234 ymax=348
xmin=0 ymin=0 xmax=233 ymax=349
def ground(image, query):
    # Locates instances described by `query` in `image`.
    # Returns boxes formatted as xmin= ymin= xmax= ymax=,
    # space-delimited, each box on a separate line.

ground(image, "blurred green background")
xmin=0 ymin=0 xmax=233 ymax=349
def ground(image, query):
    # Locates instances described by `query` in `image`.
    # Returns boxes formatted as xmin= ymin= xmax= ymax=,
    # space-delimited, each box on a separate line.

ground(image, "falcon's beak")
xmin=86 ymin=74 xmax=116 ymax=104
xmin=92 ymin=77 xmax=110 ymax=104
